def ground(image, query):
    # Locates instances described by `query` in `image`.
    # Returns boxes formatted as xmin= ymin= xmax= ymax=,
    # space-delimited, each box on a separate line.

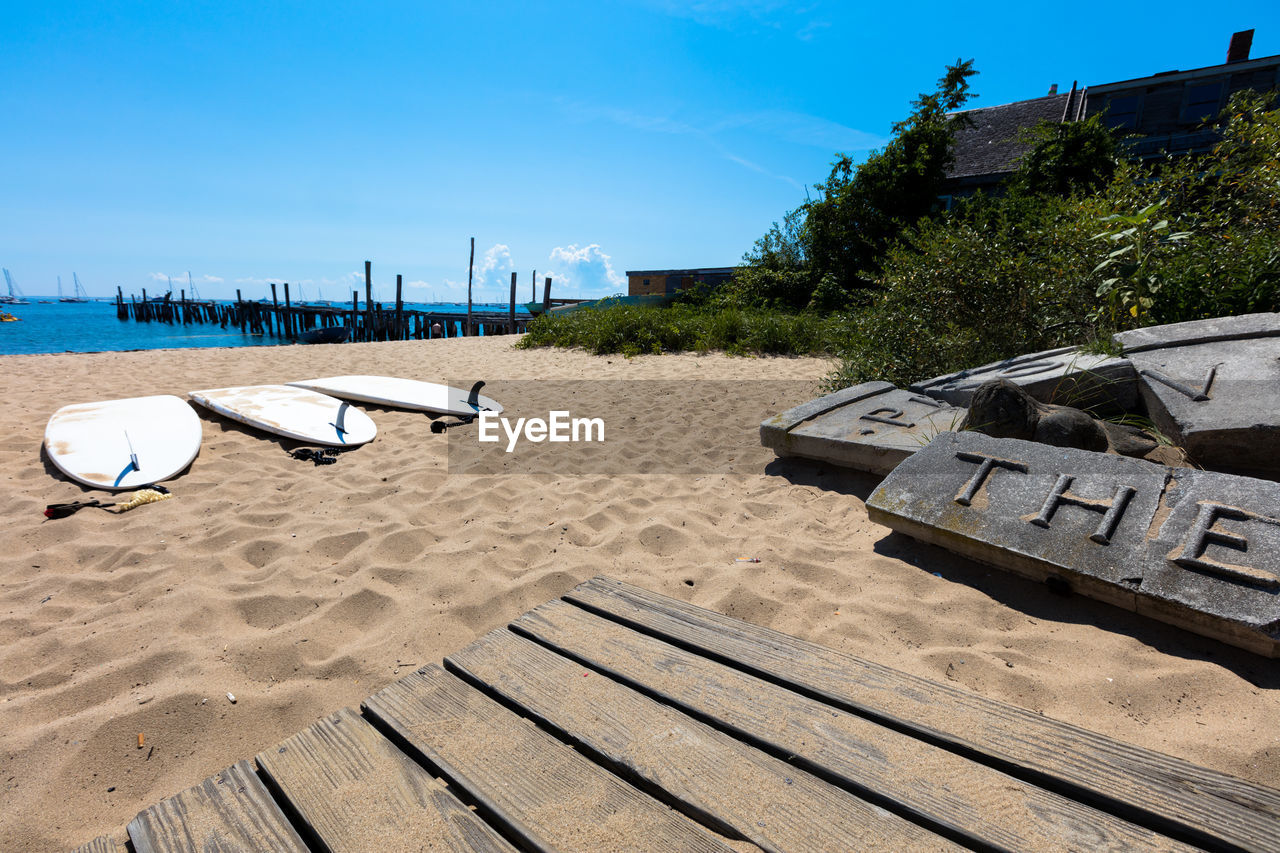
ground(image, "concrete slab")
xmin=866 ymin=432 xmax=1280 ymax=656
xmin=1127 ymin=336 xmax=1280 ymax=479
xmin=761 ymin=382 xmax=965 ymax=476
xmin=1114 ymin=312 xmax=1280 ymax=354
xmin=909 ymin=347 xmax=1137 ymax=414
xmin=1138 ymin=468 xmax=1280 ymax=656
xmin=866 ymin=432 xmax=1168 ymax=610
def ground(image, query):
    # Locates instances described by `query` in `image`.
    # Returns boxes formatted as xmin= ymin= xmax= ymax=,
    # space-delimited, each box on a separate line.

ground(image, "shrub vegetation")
xmin=517 ymin=299 xmax=847 ymax=357
xmin=520 ymin=68 xmax=1280 ymax=389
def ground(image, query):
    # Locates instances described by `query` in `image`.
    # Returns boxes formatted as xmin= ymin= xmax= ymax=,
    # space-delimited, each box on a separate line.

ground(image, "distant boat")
xmin=58 ymin=272 xmax=90 ymax=303
xmin=2 ymin=268 xmax=30 ymax=305
xmin=297 ymin=283 xmax=331 ymax=308
xmin=146 ymin=276 xmax=175 ymax=303
xmin=299 ymin=325 xmax=350 ymax=344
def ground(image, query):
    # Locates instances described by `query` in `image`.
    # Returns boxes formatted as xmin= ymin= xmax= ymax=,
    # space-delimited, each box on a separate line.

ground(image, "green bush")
xmin=517 ymin=302 xmax=848 ymax=358
xmin=521 ymin=90 xmax=1279 ymax=388
xmin=827 ymin=89 xmax=1280 ymax=390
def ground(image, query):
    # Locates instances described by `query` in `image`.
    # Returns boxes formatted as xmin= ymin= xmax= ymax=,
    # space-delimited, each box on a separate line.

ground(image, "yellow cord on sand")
xmin=113 ymin=488 xmax=173 ymax=512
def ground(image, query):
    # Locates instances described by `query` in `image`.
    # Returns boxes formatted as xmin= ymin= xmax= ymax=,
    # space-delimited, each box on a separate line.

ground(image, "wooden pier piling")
xmin=116 ymin=256 xmax=535 ymax=345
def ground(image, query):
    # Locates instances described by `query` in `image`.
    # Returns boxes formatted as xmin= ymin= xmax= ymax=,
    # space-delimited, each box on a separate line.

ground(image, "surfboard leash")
xmin=287 ymin=446 xmax=358 ymax=466
xmin=430 ymin=414 xmax=477 ymax=434
xmin=44 ymin=485 xmax=172 ymax=519
xmin=44 ymin=499 xmax=115 ymax=519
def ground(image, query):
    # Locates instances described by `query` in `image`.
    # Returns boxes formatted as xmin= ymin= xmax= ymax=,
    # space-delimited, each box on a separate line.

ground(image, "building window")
xmin=642 ymin=278 xmax=650 ymax=287
xmin=1104 ymin=94 xmax=1142 ymax=130
xmin=1181 ymin=81 xmax=1224 ymax=124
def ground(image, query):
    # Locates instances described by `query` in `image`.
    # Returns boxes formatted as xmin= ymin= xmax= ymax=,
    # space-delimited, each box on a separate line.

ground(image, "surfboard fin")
xmin=467 ymin=381 xmax=485 ymax=411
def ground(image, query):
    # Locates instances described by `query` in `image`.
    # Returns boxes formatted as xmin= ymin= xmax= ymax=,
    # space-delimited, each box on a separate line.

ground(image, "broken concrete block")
xmin=1127 ymin=336 xmax=1280 ymax=479
xmin=761 ymin=382 xmax=965 ymax=476
xmin=866 ymin=431 xmax=1280 ymax=656
xmin=1114 ymin=312 xmax=1280 ymax=354
xmin=909 ymin=347 xmax=1137 ymax=414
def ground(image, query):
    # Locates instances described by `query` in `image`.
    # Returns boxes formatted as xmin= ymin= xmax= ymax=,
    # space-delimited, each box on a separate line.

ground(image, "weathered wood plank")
xmin=127 ymin=760 xmax=307 ymax=853
xmin=256 ymin=706 xmax=517 ymax=853
xmin=363 ymin=663 xmax=732 ymax=853
xmin=565 ymin=576 xmax=1280 ymax=853
xmin=70 ymin=835 xmax=122 ymax=853
xmin=510 ymin=601 xmax=1195 ymax=853
xmin=447 ymin=626 xmax=960 ymax=853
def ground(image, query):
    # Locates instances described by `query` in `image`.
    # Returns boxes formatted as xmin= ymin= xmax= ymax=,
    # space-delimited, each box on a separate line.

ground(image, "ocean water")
xmin=0 ymin=299 xmax=529 ymax=356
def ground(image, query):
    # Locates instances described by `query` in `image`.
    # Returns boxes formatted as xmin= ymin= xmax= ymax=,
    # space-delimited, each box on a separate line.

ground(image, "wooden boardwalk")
xmin=76 ymin=577 xmax=1280 ymax=852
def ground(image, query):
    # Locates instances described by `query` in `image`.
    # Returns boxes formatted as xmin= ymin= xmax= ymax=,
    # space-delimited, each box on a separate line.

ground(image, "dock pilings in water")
xmin=114 ymin=262 xmax=544 ymax=343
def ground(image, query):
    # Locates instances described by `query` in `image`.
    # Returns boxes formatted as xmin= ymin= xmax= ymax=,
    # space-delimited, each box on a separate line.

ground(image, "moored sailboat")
xmin=58 ymin=273 xmax=91 ymax=303
xmin=1 ymin=268 xmax=30 ymax=305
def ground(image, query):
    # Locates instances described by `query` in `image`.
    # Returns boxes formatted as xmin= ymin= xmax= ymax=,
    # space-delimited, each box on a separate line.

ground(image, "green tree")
xmin=731 ymin=60 xmax=978 ymax=310
xmin=804 ymin=60 xmax=978 ymax=294
xmin=1008 ymin=113 xmax=1119 ymax=198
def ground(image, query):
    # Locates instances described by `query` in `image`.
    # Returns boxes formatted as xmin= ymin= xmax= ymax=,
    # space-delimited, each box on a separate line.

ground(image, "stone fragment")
xmin=961 ymin=380 xmax=1163 ymax=460
xmin=909 ymin=346 xmax=1138 ymax=414
xmin=1127 ymin=337 xmax=1280 ymax=479
xmin=961 ymin=380 xmax=1108 ymax=452
xmin=1139 ymin=468 xmax=1280 ymax=656
xmin=1113 ymin=312 xmax=1280 ymax=354
xmin=866 ymin=431 xmax=1280 ymax=656
xmin=866 ymin=432 xmax=1167 ymax=610
xmin=760 ymin=382 xmax=965 ymax=476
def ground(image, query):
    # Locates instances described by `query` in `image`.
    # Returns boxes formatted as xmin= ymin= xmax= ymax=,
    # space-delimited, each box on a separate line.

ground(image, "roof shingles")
xmin=946 ymin=93 xmax=1071 ymax=179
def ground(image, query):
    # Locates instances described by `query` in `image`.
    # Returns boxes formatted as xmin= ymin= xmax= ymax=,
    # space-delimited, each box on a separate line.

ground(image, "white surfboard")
xmin=189 ymin=385 xmax=377 ymax=447
xmin=45 ymin=395 xmax=202 ymax=490
xmin=286 ymin=375 xmax=502 ymax=417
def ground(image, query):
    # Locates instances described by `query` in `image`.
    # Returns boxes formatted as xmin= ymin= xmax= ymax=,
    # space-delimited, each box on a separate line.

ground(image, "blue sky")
xmin=3 ymin=1 xmax=1276 ymax=301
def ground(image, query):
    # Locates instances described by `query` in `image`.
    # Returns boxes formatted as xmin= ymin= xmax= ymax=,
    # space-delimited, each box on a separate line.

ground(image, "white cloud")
xmin=478 ymin=244 xmax=514 ymax=285
xmin=711 ymin=110 xmax=882 ymax=153
xmin=640 ymin=0 xmax=830 ymax=39
xmin=150 ymin=272 xmax=224 ymax=284
xmin=643 ymin=0 xmax=794 ymax=30
xmin=546 ymin=244 xmax=626 ymax=298
xmin=558 ymin=99 xmax=880 ymax=189
xmin=233 ymin=276 xmax=287 ymax=286
xmin=449 ymin=244 xmax=517 ymax=300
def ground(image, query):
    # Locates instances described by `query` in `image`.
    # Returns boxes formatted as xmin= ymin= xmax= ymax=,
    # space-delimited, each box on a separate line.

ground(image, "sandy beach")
xmin=2 ymin=335 xmax=1277 ymax=851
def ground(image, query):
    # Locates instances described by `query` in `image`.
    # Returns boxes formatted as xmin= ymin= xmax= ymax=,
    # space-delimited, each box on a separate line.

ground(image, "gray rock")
xmin=961 ymin=379 xmax=1163 ymax=459
xmin=866 ymin=432 xmax=1280 ymax=656
xmin=961 ymin=380 xmax=1108 ymax=452
xmin=1127 ymin=337 xmax=1280 ymax=479
xmin=909 ymin=347 xmax=1138 ymax=414
xmin=760 ymin=382 xmax=965 ymax=476
xmin=1114 ymin=312 xmax=1280 ymax=354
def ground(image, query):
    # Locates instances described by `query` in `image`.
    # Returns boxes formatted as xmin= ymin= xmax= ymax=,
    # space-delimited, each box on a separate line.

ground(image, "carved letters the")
xmin=947 ymin=440 xmax=1275 ymax=593
xmin=1170 ymin=501 xmax=1280 ymax=590
xmin=1028 ymin=474 xmax=1136 ymax=545
xmin=953 ymin=451 xmax=1028 ymax=506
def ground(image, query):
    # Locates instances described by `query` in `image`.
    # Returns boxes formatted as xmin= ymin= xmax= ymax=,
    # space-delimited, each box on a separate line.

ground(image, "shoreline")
xmin=2 ymin=336 xmax=1276 ymax=850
